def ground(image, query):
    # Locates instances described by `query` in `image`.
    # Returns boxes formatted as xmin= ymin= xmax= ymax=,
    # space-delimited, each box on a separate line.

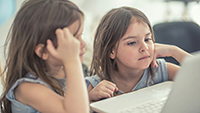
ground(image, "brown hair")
xmin=0 ymin=0 xmax=83 ymax=113
xmin=90 ymin=7 xmax=155 ymax=81
xmin=0 ymin=60 xmax=4 ymax=89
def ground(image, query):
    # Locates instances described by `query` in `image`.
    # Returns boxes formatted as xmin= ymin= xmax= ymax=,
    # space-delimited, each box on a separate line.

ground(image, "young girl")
xmin=85 ymin=7 xmax=191 ymax=102
xmin=0 ymin=0 xmax=89 ymax=113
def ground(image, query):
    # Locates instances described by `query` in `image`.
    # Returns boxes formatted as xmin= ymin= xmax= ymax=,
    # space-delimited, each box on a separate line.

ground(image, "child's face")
xmin=68 ymin=20 xmax=86 ymax=63
xmin=46 ymin=20 xmax=86 ymax=68
xmin=111 ymin=22 xmax=154 ymax=70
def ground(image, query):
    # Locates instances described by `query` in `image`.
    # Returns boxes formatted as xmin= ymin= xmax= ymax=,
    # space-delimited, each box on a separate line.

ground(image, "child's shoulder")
xmin=6 ymin=73 xmax=50 ymax=98
xmin=85 ymin=74 xmax=102 ymax=88
xmin=6 ymin=75 xmax=60 ymax=113
xmin=156 ymin=58 xmax=167 ymax=69
xmin=156 ymin=58 xmax=166 ymax=64
xmin=153 ymin=58 xmax=168 ymax=82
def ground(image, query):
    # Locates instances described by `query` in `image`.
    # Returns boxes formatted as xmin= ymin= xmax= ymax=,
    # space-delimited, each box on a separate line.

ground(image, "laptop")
xmin=90 ymin=51 xmax=200 ymax=113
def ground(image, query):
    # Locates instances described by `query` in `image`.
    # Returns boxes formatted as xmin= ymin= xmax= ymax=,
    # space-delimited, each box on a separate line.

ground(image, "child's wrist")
xmin=63 ymin=57 xmax=80 ymax=65
xmin=63 ymin=58 xmax=81 ymax=71
xmin=170 ymin=45 xmax=179 ymax=57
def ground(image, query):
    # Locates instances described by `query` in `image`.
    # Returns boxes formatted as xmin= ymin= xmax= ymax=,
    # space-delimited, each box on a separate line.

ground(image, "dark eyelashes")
xmin=127 ymin=41 xmax=136 ymax=45
xmin=145 ymin=38 xmax=152 ymax=41
xmin=127 ymin=38 xmax=152 ymax=45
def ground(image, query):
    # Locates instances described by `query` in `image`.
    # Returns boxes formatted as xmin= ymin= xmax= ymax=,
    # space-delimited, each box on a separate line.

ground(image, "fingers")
xmin=150 ymin=44 xmax=157 ymax=68
xmin=61 ymin=27 xmax=80 ymax=49
xmin=63 ymin=28 xmax=72 ymax=37
xmin=46 ymin=39 xmax=56 ymax=56
xmin=46 ymin=28 xmax=64 ymax=58
xmin=46 ymin=27 xmax=81 ymax=64
xmin=103 ymin=80 xmax=118 ymax=93
xmin=63 ymin=28 xmax=71 ymax=39
xmin=104 ymin=80 xmax=117 ymax=90
xmin=55 ymin=28 xmax=65 ymax=41
xmin=103 ymin=86 xmax=115 ymax=97
xmin=115 ymin=87 xmax=119 ymax=92
xmin=151 ymin=53 xmax=158 ymax=68
xmin=98 ymin=81 xmax=117 ymax=97
xmin=151 ymin=61 xmax=158 ymax=68
xmin=100 ymin=88 xmax=114 ymax=98
xmin=56 ymin=28 xmax=69 ymax=46
xmin=89 ymin=80 xmax=118 ymax=101
xmin=62 ymin=27 xmax=79 ymax=43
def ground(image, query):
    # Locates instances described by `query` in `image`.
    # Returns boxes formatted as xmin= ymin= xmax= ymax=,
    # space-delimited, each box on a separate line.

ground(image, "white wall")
xmin=0 ymin=0 xmax=24 ymax=95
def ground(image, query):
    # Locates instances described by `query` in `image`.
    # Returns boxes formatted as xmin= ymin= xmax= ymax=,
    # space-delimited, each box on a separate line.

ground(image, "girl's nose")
xmin=139 ymin=42 xmax=149 ymax=52
xmin=80 ymin=38 xmax=86 ymax=49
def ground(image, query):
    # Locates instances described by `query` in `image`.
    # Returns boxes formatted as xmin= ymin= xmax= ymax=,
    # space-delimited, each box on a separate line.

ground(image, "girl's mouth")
xmin=138 ymin=56 xmax=150 ymax=60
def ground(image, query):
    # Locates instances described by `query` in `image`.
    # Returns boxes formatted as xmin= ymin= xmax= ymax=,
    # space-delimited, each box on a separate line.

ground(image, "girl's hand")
xmin=151 ymin=43 xmax=192 ymax=67
xmin=46 ymin=28 xmax=80 ymax=64
xmin=89 ymin=80 xmax=118 ymax=102
xmin=151 ymin=43 xmax=174 ymax=68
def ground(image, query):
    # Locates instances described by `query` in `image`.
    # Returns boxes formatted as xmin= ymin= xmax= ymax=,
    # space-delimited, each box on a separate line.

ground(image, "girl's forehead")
xmin=68 ymin=19 xmax=83 ymax=35
xmin=129 ymin=17 xmax=149 ymax=28
xmin=117 ymin=22 xmax=151 ymax=42
xmin=125 ymin=21 xmax=150 ymax=34
xmin=130 ymin=18 xmax=147 ymax=27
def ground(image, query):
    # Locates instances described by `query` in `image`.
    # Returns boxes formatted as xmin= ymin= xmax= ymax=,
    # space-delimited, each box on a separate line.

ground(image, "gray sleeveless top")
xmin=85 ymin=59 xmax=168 ymax=94
xmin=6 ymin=73 xmax=66 ymax=113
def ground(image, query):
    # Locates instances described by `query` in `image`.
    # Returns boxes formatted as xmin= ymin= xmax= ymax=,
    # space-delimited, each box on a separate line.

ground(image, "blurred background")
xmin=1 ymin=0 xmax=200 ymax=93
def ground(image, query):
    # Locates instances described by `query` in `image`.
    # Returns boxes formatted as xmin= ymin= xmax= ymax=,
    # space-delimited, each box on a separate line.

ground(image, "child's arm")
xmin=151 ymin=43 xmax=192 ymax=80
xmin=88 ymin=80 xmax=118 ymax=103
xmin=63 ymin=57 xmax=89 ymax=112
xmin=47 ymin=28 xmax=90 ymax=112
xmin=151 ymin=43 xmax=192 ymax=67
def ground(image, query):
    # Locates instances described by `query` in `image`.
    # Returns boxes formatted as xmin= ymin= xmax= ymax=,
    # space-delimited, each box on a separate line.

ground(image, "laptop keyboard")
xmin=119 ymin=98 xmax=167 ymax=113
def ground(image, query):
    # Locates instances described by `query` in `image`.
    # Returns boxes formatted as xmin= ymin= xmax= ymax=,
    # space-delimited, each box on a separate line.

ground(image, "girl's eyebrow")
xmin=123 ymin=36 xmax=137 ymax=41
xmin=123 ymin=32 xmax=151 ymax=40
xmin=146 ymin=32 xmax=151 ymax=36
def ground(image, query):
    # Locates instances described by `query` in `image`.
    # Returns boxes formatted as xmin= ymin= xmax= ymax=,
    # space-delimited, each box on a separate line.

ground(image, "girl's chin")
xmin=80 ymin=57 xmax=83 ymax=63
xmin=140 ymin=63 xmax=151 ymax=69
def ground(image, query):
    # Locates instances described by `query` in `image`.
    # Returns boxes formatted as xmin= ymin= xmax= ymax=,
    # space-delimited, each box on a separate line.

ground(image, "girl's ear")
xmin=35 ymin=44 xmax=49 ymax=60
xmin=110 ymin=49 xmax=116 ymax=59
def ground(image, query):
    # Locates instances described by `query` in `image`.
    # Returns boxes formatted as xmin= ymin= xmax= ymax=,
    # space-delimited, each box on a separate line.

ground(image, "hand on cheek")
xmin=151 ymin=43 xmax=174 ymax=68
xmin=151 ymin=44 xmax=158 ymax=68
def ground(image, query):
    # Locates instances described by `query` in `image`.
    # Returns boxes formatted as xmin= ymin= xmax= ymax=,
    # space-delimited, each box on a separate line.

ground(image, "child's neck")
xmin=112 ymin=69 xmax=144 ymax=93
xmin=47 ymin=66 xmax=66 ymax=79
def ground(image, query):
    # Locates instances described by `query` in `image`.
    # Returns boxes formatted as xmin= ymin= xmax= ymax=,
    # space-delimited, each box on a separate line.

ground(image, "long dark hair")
xmin=0 ymin=0 xmax=84 ymax=113
xmin=90 ymin=7 xmax=155 ymax=81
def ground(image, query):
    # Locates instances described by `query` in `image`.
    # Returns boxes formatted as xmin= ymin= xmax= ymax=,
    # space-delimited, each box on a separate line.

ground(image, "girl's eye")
xmin=75 ymin=35 xmax=81 ymax=39
xmin=75 ymin=33 xmax=83 ymax=39
xmin=145 ymin=38 xmax=152 ymax=42
xmin=127 ymin=41 xmax=136 ymax=45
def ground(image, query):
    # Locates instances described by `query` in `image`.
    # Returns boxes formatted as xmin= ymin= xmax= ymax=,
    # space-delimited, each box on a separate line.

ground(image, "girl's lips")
xmin=80 ymin=52 xmax=85 ymax=56
xmin=138 ymin=56 xmax=150 ymax=60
